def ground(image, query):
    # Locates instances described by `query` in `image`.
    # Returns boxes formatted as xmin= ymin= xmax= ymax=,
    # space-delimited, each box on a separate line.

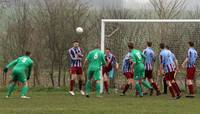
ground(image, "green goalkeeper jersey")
xmin=6 ymin=56 xmax=33 ymax=78
xmin=131 ymin=49 xmax=146 ymax=65
xmin=86 ymin=49 xmax=106 ymax=71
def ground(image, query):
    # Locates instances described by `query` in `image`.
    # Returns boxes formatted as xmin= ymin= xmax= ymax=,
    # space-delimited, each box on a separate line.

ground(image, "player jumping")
xmin=182 ymin=42 xmax=198 ymax=98
xmin=3 ymin=51 xmax=33 ymax=99
xmin=143 ymin=42 xmax=161 ymax=96
xmin=68 ymin=41 xmax=85 ymax=96
xmin=84 ymin=43 xmax=106 ymax=98
xmin=159 ymin=43 xmax=181 ymax=99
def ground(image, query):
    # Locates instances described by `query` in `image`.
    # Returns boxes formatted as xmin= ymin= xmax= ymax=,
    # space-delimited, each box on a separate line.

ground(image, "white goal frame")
xmin=100 ymin=19 xmax=200 ymax=93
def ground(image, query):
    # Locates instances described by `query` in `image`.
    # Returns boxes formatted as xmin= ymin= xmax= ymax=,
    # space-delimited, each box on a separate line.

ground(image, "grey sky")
xmin=89 ymin=0 xmax=200 ymax=10
xmin=125 ymin=0 xmax=200 ymax=10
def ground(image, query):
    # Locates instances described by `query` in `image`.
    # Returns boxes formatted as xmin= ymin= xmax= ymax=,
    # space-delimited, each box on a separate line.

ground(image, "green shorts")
xmin=134 ymin=63 xmax=145 ymax=80
xmin=12 ymin=70 xmax=27 ymax=83
xmin=87 ymin=69 xmax=101 ymax=81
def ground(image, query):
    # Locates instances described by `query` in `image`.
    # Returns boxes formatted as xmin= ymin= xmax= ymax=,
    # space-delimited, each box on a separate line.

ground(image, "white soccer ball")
xmin=76 ymin=27 xmax=83 ymax=34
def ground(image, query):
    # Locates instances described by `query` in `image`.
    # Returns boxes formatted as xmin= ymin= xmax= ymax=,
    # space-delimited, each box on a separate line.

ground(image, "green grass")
xmin=0 ymin=90 xmax=199 ymax=114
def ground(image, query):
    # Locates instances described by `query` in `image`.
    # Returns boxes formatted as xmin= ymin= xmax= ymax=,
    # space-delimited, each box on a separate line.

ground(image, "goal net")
xmin=100 ymin=19 xmax=200 ymax=93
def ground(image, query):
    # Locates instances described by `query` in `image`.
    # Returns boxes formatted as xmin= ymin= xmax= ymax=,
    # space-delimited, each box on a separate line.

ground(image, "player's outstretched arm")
xmin=115 ymin=62 xmax=119 ymax=70
xmin=69 ymin=50 xmax=81 ymax=60
xmin=3 ymin=58 xmax=18 ymax=73
xmin=182 ymin=57 xmax=188 ymax=68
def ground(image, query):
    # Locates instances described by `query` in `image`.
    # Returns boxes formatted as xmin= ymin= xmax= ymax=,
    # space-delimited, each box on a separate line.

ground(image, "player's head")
xmin=25 ymin=51 xmax=31 ymax=57
xmin=165 ymin=45 xmax=169 ymax=50
xmin=73 ymin=40 xmax=79 ymax=48
xmin=128 ymin=42 xmax=134 ymax=51
xmin=147 ymin=41 xmax=152 ymax=47
xmin=188 ymin=41 xmax=194 ymax=47
xmin=105 ymin=48 xmax=111 ymax=55
xmin=159 ymin=43 xmax=165 ymax=50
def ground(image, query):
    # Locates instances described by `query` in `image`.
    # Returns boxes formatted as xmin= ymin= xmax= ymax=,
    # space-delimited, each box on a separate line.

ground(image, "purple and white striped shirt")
xmin=68 ymin=47 xmax=83 ymax=67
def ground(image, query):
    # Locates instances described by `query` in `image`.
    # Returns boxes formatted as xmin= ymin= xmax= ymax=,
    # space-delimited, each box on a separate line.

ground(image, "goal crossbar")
xmin=102 ymin=19 xmax=200 ymax=23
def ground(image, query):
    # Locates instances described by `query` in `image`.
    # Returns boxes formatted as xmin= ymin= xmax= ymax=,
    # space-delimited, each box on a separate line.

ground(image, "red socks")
xmin=151 ymin=82 xmax=160 ymax=92
xmin=169 ymin=86 xmax=175 ymax=97
xmin=70 ymin=80 xmax=75 ymax=91
xmin=188 ymin=84 xmax=194 ymax=95
xmin=104 ymin=81 xmax=109 ymax=92
xmin=171 ymin=83 xmax=180 ymax=96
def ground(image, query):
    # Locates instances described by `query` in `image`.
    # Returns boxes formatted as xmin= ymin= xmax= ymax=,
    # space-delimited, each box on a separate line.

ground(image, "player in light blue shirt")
xmin=143 ymin=42 xmax=160 ymax=96
xmin=182 ymin=42 xmax=198 ymax=97
xmin=159 ymin=43 xmax=181 ymax=99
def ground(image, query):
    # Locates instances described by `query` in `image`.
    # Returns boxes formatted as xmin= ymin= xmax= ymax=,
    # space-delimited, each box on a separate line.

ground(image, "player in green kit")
xmin=129 ymin=43 xmax=153 ymax=97
xmin=3 ymin=51 xmax=33 ymax=99
xmin=84 ymin=44 xmax=106 ymax=98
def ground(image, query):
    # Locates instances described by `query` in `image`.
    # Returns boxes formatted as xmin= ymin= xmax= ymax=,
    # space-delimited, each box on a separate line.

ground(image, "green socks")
xmin=7 ymin=83 xmax=16 ymax=96
xmin=135 ymin=82 xmax=143 ymax=96
xmin=21 ymin=86 xmax=28 ymax=96
xmin=96 ymin=82 xmax=100 ymax=96
xmin=86 ymin=80 xmax=100 ymax=97
xmin=86 ymin=80 xmax=91 ymax=95
xmin=142 ymin=79 xmax=152 ymax=89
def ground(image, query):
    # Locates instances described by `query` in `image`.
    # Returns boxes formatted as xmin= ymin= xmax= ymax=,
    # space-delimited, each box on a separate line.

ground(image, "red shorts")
xmin=124 ymin=72 xmax=134 ymax=79
xmin=145 ymin=70 xmax=153 ymax=79
xmin=187 ymin=67 xmax=196 ymax=80
xmin=165 ymin=71 xmax=175 ymax=81
xmin=70 ymin=67 xmax=83 ymax=75
xmin=102 ymin=63 xmax=112 ymax=75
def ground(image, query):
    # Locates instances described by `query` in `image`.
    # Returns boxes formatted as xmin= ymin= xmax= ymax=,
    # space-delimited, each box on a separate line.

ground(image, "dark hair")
xmin=188 ymin=42 xmax=194 ymax=47
xmin=147 ymin=41 xmax=152 ymax=47
xmin=73 ymin=40 xmax=79 ymax=43
xmin=25 ymin=51 xmax=31 ymax=56
xmin=128 ymin=42 xmax=134 ymax=49
xmin=165 ymin=45 xmax=169 ymax=49
xmin=160 ymin=43 xmax=165 ymax=49
xmin=105 ymin=48 xmax=111 ymax=51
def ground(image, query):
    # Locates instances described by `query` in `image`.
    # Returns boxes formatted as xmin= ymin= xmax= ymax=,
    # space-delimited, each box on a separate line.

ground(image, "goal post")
xmin=100 ymin=19 xmax=200 ymax=93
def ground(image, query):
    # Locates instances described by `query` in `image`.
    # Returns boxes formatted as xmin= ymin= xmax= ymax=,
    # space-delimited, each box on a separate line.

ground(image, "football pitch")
xmin=0 ymin=90 xmax=199 ymax=114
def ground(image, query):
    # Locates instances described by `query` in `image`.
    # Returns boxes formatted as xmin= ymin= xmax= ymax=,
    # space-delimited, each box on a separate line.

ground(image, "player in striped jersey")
xmin=68 ymin=41 xmax=85 ymax=96
xmin=182 ymin=42 xmax=198 ymax=98
xmin=102 ymin=48 xmax=118 ymax=93
xmin=159 ymin=43 xmax=181 ymax=99
xmin=120 ymin=51 xmax=134 ymax=96
xmin=165 ymin=46 xmax=181 ymax=94
xmin=143 ymin=42 xmax=161 ymax=96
